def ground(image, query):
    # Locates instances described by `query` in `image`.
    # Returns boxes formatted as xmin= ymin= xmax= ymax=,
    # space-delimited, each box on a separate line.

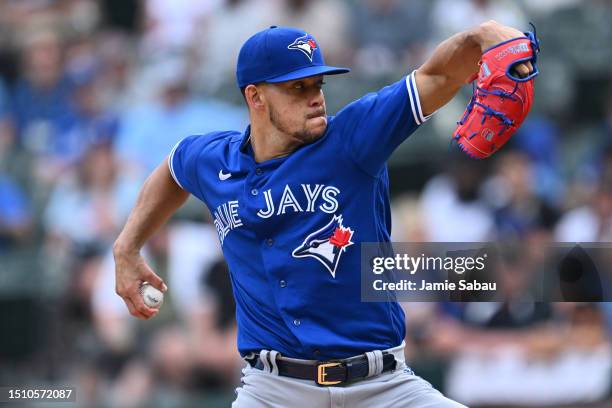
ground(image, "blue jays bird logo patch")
xmin=288 ymin=34 xmax=318 ymax=62
xmin=292 ymin=215 xmax=354 ymax=278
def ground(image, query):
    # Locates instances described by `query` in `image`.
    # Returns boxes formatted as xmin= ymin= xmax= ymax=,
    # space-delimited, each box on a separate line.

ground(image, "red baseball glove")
xmin=453 ymin=27 xmax=540 ymax=159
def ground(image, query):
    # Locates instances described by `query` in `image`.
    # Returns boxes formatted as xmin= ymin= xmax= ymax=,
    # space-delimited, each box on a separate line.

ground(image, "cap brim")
xmin=265 ymin=65 xmax=350 ymax=83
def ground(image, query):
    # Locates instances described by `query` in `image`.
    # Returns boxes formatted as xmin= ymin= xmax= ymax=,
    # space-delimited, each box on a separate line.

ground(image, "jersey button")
xmin=279 ymin=280 xmax=286 ymax=288
xmin=255 ymin=168 xmax=263 ymax=176
xmin=266 ymin=238 xmax=273 ymax=247
xmin=251 ymin=188 xmax=258 ymax=196
xmin=293 ymin=319 xmax=301 ymax=326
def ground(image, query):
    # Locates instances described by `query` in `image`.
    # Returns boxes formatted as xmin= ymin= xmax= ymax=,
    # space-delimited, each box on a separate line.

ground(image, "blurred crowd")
xmin=0 ymin=0 xmax=611 ymax=407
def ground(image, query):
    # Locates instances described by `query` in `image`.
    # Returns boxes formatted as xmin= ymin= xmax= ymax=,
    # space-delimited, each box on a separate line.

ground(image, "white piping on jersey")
xmin=168 ymin=139 xmax=185 ymax=189
xmin=407 ymin=70 xmax=433 ymax=126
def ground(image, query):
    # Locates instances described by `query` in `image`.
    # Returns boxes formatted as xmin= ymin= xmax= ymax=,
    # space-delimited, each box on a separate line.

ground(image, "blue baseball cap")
xmin=236 ymin=26 xmax=350 ymax=89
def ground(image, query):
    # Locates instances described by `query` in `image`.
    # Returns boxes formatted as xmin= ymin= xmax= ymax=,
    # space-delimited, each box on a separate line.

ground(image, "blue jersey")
xmin=169 ymin=71 xmax=430 ymax=360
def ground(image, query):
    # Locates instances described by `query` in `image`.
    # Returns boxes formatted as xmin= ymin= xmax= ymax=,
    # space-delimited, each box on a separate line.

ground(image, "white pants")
xmin=233 ymin=343 xmax=466 ymax=408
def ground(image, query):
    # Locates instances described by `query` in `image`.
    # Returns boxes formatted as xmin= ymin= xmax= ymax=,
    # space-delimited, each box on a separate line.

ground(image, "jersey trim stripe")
xmin=406 ymin=71 xmax=432 ymax=125
xmin=168 ymin=139 xmax=185 ymax=189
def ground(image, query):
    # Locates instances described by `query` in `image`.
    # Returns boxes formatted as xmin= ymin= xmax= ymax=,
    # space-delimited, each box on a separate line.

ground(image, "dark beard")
xmin=269 ymin=105 xmax=320 ymax=143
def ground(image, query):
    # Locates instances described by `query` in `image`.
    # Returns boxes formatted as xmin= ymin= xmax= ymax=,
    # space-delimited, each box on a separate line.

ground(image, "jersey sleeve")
xmin=167 ymin=135 xmax=206 ymax=199
xmin=336 ymin=70 xmax=432 ymax=176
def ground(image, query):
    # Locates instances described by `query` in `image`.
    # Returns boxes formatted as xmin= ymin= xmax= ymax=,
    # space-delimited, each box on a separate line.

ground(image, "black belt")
xmin=248 ymin=352 xmax=397 ymax=386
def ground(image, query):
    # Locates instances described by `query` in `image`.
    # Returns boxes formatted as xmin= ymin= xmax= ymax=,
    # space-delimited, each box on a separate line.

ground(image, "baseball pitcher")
xmin=114 ymin=21 xmax=539 ymax=407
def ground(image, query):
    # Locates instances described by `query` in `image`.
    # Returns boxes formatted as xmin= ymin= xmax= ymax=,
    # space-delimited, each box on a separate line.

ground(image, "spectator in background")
xmin=555 ymin=172 xmax=612 ymax=242
xmin=151 ymin=259 xmax=241 ymax=392
xmin=43 ymin=141 xmax=141 ymax=387
xmin=390 ymin=194 xmax=430 ymax=242
xmin=165 ymin=218 xmax=235 ymax=383
xmin=114 ymin=57 xmax=247 ymax=179
xmin=539 ymin=0 xmax=612 ymax=76
xmin=430 ymin=0 xmax=526 ymax=44
xmin=0 ymin=78 xmax=14 ymax=160
xmin=482 ymin=151 xmax=560 ymax=240
xmin=11 ymin=27 xmax=76 ymax=183
xmin=58 ymin=64 xmax=119 ymax=165
xmin=442 ymin=303 xmax=611 ymax=406
xmin=141 ymin=0 xmax=220 ymax=55
xmin=511 ymin=116 xmax=564 ymax=206
xmin=0 ymin=1 xmax=60 ymax=34
xmin=43 ymin=141 xmax=140 ymax=262
xmin=350 ymin=0 xmax=432 ymax=76
xmin=411 ymin=243 xmax=611 ymax=405
xmin=275 ymin=0 xmax=350 ymax=65
xmin=420 ymin=155 xmax=494 ymax=241
xmin=0 ymin=174 xmax=32 ymax=252
xmin=566 ymin=91 xmax=612 ymax=210
xmin=196 ymin=0 xmax=280 ymax=93
xmin=94 ymin=32 xmax=135 ymax=110
xmin=190 ymin=259 xmax=241 ymax=386
xmin=167 ymin=220 xmax=222 ymax=320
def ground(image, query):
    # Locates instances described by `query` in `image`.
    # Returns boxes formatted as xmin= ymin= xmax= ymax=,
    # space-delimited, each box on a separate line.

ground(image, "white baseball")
xmin=140 ymin=282 xmax=164 ymax=308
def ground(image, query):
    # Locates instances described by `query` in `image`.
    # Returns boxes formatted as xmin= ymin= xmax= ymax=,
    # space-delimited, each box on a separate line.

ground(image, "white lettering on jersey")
xmin=319 ymin=186 xmax=340 ymax=214
xmin=257 ymin=189 xmax=275 ymax=218
xmin=255 ymin=184 xmax=340 ymax=219
xmin=229 ymin=201 xmax=243 ymax=227
xmin=302 ymin=184 xmax=324 ymax=212
xmin=277 ymin=185 xmax=304 ymax=215
xmin=213 ymin=200 xmax=243 ymax=245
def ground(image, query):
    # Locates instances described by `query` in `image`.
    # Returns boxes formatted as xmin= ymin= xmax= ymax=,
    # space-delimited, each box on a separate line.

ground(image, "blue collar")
xmin=239 ymin=125 xmax=252 ymax=153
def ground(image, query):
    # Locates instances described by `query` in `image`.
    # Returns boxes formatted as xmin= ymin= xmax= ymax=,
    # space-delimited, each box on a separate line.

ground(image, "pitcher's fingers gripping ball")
xmin=453 ymin=25 xmax=541 ymax=159
xmin=140 ymin=282 xmax=164 ymax=309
